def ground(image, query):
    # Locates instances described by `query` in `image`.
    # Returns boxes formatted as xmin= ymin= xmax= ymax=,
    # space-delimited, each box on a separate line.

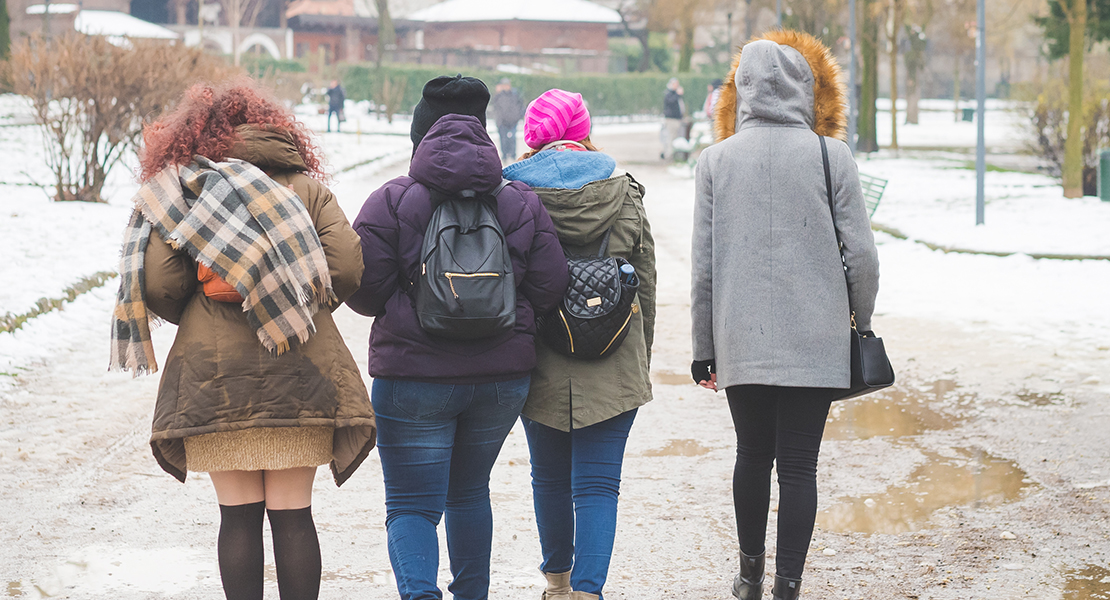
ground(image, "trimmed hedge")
xmin=340 ymin=64 xmax=722 ymax=117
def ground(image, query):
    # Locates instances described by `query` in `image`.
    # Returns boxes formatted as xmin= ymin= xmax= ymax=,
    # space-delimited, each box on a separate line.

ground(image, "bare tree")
xmin=616 ymin=0 xmax=654 ymax=72
xmin=220 ymin=0 xmax=266 ymax=65
xmin=3 ymin=33 xmax=237 ymax=202
xmin=650 ymin=0 xmax=716 ymax=72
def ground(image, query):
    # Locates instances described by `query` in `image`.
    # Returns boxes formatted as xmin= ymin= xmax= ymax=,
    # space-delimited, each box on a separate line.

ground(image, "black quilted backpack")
xmin=539 ymin=229 xmax=640 ymax=360
xmin=415 ymin=180 xmax=515 ymax=340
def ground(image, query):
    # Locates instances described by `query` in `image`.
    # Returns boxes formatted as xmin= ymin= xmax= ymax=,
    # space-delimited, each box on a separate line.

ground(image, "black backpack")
xmin=539 ymin=229 xmax=640 ymax=360
xmin=415 ymin=180 xmax=515 ymax=340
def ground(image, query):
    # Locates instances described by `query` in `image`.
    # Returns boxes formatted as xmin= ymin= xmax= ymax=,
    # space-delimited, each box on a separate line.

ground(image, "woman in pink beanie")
xmin=504 ymin=89 xmax=657 ymax=600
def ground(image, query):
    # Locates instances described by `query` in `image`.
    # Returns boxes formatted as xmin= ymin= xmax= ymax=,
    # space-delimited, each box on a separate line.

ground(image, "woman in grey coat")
xmin=690 ymin=30 xmax=880 ymax=600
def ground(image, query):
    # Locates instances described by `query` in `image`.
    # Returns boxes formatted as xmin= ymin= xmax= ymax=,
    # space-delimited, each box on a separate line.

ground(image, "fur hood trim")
xmin=713 ymin=29 xmax=847 ymax=141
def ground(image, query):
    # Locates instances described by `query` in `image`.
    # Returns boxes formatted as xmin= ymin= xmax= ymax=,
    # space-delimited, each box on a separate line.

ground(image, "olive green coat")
xmin=142 ymin=126 xmax=376 ymax=486
xmin=523 ymin=172 xmax=657 ymax=431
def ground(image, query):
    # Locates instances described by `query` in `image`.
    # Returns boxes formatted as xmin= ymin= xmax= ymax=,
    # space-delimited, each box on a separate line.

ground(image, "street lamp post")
xmin=975 ymin=0 xmax=986 ymax=225
xmin=776 ymin=0 xmax=782 ymax=27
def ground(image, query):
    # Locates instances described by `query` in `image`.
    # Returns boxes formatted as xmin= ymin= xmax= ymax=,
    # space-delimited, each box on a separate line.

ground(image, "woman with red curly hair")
xmin=111 ymin=79 xmax=375 ymax=600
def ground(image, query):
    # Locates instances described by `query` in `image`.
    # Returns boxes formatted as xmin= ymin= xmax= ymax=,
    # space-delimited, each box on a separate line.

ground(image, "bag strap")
xmin=596 ymin=228 xmax=613 ymax=258
xmin=820 ymin=135 xmax=857 ymax=329
xmin=819 ymin=135 xmax=842 ymax=254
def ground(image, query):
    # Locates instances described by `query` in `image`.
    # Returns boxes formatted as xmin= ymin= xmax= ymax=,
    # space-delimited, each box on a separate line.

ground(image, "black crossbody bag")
xmin=820 ymin=135 xmax=896 ymax=400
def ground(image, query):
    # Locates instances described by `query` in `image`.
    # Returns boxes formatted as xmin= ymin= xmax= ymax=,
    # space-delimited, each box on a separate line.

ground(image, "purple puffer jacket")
xmin=346 ymin=115 xmax=569 ymax=383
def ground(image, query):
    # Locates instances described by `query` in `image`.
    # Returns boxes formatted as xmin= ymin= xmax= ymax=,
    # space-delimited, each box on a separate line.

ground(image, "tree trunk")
xmin=745 ymin=0 xmax=756 ymax=41
xmin=1063 ymin=0 xmax=1086 ymax=198
xmin=889 ymin=0 xmax=902 ymax=150
xmin=375 ymin=0 xmax=395 ymax=67
xmin=1 ymin=0 xmax=11 ymax=61
xmin=678 ymin=19 xmax=695 ymax=72
xmin=636 ymin=31 xmax=651 ymax=72
xmin=858 ymin=0 xmax=880 ymax=153
xmin=230 ymin=0 xmax=241 ymax=66
xmin=906 ymin=66 xmax=919 ymax=124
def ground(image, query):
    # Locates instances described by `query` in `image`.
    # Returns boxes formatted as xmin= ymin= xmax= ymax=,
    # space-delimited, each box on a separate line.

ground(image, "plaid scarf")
xmin=111 ymin=156 xmax=335 ymax=375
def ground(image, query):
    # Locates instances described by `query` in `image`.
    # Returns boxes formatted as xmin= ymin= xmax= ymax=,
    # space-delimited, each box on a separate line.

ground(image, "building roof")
xmin=74 ymin=10 xmax=180 ymax=39
xmin=406 ymin=0 xmax=621 ymax=24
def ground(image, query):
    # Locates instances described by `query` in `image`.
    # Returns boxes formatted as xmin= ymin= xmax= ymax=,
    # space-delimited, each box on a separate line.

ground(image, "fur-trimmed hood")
xmin=713 ymin=29 xmax=847 ymax=141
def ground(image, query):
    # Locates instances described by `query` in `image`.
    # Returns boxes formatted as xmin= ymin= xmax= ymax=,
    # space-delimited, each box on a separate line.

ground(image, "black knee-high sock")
xmin=267 ymin=506 xmax=321 ymax=600
xmin=218 ymin=501 xmax=266 ymax=600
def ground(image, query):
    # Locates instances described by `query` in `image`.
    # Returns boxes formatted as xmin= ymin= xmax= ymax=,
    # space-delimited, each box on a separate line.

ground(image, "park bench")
xmin=858 ymin=172 xmax=887 ymax=217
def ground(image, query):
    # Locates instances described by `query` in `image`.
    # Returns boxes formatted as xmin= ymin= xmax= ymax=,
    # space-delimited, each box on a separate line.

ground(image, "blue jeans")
xmin=327 ymin=108 xmax=341 ymax=132
xmin=521 ymin=409 xmax=637 ymax=599
xmin=372 ymin=376 xmax=530 ymax=600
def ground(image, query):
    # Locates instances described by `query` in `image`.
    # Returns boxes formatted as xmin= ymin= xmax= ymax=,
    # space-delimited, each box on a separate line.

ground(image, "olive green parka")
xmin=523 ymin=172 xmax=656 ymax=431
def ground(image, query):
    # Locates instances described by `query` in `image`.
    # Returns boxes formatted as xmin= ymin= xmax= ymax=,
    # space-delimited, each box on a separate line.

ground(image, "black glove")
xmin=691 ymin=359 xmax=716 ymax=384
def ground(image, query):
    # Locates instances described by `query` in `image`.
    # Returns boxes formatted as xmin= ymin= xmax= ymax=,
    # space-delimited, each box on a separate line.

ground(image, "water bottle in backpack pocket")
xmin=415 ymin=180 xmax=516 ymax=340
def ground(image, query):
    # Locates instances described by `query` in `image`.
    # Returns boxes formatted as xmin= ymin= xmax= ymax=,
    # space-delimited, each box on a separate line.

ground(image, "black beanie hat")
xmin=410 ymin=74 xmax=490 ymax=150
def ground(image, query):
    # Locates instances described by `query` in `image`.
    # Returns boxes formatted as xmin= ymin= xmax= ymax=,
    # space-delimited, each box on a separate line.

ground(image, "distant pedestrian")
xmin=492 ymin=77 xmax=525 ymax=162
xmin=326 ymin=79 xmax=346 ymax=132
xmin=346 ymin=74 xmax=569 ymax=600
xmin=111 ymin=79 xmax=376 ymax=600
xmin=705 ymin=77 xmax=723 ymax=141
xmin=691 ymin=31 xmax=880 ymax=600
xmin=504 ymin=88 xmax=657 ymax=600
xmin=661 ymin=77 xmax=685 ymax=160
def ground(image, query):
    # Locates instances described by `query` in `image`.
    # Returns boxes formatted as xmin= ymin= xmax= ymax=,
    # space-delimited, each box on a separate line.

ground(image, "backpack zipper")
xmin=444 ymin=272 xmax=500 ymax=299
xmin=599 ymin=308 xmax=635 ymax=356
xmin=558 ymin=308 xmax=574 ymax=353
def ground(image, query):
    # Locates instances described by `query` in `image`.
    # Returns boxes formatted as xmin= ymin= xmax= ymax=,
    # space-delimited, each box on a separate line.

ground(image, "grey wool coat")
xmin=692 ymin=35 xmax=880 ymax=390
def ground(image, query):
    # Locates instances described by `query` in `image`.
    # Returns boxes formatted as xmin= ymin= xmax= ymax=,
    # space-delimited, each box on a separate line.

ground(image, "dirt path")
xmin=2 ymin=130 xmax=1109 ymax=599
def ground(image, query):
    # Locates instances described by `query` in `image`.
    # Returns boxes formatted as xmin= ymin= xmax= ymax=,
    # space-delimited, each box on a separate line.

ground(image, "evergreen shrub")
xmin=339 ymin=64 xmax=720 ymax=117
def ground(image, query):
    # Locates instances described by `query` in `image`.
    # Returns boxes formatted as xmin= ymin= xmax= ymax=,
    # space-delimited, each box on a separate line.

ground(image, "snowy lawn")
xmin=0 ymin=95 xmax=413 ymax=321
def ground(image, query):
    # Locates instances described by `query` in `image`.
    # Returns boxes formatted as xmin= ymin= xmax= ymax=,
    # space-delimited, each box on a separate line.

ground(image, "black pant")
xmin=497 ymin=122 xmax=517 ymax=160
xmin=726 ymin=385 xmax=833 ymax=580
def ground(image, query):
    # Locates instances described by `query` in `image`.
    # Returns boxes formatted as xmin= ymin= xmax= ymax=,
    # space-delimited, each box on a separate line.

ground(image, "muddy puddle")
xmin=642 ymin=439 xmax=712 ymax=457
xmin=819 ymin=379 xmax=1038 ymax=534
xmin=1016 ymin=389 xmax=1064 ymax=406
xmin=818 ymin=447 xmax=1031 ymax=534
xmin=824 ymin=379 xmax=967 ymax=440
xmin=1063 ymin=565 xmax=1110 ymax=600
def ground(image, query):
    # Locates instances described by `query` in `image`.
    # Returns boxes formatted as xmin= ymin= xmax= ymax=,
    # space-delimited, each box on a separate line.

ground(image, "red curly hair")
xmin=139 ymin=78 xmax=325 ymax=182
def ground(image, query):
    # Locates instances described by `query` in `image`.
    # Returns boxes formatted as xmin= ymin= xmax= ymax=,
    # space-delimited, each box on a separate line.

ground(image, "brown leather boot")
xmin=731 ymin=551 xmax=765 ymax=600
xmin=541 ymin=571 xmax=572 ymax=600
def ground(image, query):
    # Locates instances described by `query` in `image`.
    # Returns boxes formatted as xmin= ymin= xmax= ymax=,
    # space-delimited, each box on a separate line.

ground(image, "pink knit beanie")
xmin=523 ymin=89 xmax=592 ymax=149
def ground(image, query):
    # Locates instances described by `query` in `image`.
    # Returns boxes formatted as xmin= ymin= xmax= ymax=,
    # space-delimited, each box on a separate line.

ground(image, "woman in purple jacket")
xmin=346 ymin=75 xmax=569 ymax=600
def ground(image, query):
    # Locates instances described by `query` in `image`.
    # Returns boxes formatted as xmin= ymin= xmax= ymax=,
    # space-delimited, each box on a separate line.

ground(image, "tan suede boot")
xmin=569 ymin=592 xmax=599 ymax=600
xmin=541 ymin=571 xmax=572 ymax=600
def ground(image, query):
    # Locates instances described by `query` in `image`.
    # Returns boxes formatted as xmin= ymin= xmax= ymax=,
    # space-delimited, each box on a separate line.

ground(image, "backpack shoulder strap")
xmin=490 ymin=179 xmax=511 ymax=198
